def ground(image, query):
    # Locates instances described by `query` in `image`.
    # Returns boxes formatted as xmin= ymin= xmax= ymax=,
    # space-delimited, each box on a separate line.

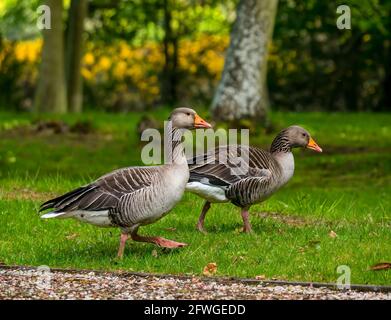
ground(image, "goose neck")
xmin=270 ymin=131 xmax=292 ymax=154
xmin=272 ymin=151 xmax=295 ymax=185
xmin=164 ymin=124 xmax=187 ymax=166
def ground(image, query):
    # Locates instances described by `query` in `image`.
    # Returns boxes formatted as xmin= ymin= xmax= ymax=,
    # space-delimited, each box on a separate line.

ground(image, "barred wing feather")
xmin=40 ymin=166 xmax=159 ymax=213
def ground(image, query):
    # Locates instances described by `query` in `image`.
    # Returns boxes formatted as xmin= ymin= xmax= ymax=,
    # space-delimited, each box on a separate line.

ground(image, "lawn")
xmin=0 ymin=110 xmax=390 ymax=285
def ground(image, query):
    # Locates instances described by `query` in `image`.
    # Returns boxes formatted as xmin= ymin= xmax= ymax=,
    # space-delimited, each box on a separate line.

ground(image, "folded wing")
xmin=40 ymin=166 xmax=158 ymax=213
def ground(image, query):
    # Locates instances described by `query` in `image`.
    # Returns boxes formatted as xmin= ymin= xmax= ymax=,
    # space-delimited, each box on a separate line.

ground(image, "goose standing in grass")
xmin=40 ymin=108 xmax=212 ymax=258
xmin=186 ymin=126 xmax=322 ymax=233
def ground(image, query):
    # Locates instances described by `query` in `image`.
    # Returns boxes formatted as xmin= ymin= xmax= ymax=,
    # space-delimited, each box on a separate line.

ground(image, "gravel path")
xmin=0 ymin=267 xmax=390 ymax=300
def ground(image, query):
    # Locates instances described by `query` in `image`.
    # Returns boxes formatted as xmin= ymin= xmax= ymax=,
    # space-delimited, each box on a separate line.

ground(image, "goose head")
xmin=169 ymin=107 xmax=212 ymax=129
xmin=271 ymin=126 xmax=322 ymax=153
xmin=285 ymin=125 xmax=322 ymax=152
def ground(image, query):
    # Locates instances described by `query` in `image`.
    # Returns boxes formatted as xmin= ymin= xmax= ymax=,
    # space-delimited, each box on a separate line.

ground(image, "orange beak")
xmin=194 ymin=114 xmax=212 ymax=129
xmin=307 ymin=137 xmax=322 ymax=152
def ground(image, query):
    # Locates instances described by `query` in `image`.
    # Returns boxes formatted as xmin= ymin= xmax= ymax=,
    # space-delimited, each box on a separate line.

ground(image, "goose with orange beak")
xmin=40 ymin=108 xmax=212 ymax=258
xmin=307 ymin=137 xmax=322 ymax=152
xmin=187 ymin=125 xmax=322 ymax=233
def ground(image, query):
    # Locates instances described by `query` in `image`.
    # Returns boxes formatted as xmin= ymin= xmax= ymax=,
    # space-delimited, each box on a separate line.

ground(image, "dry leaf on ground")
xmin=329 ymin=230 xmax=337 ymax=238
xmin=369 ymin=262 xmax=391 ymax=271
xmin=65 ymin=233 xmax=79 ymax=240
xmin=203 ymin=262 xmax=217 ymax=276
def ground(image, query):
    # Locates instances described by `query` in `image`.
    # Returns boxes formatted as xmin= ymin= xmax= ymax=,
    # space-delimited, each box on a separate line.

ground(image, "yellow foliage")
xmin=14 ymin=40 xmax=42 ymax=63
xmin=113 ymin=61 xmax=127 ymax=79
xmin=98 ymin=56 xmax=111 ymax=71
xmin=81 ymin=68 xmax=93 ymax=81
xmin=119 ymin=41 xmax=133 ymax=59
xmin=83 ymin=52 xmax=95 ymax=65
xmin=9 ymin=34 xmax=230 ymax=102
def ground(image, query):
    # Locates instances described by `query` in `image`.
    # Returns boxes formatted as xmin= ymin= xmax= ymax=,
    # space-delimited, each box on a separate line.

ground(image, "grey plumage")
xmin=41 ymin=166 xmax=164 ymax=225
xmin=186 ymin=125 xmax=322 ymax=233
xmin=40 ymin=108 xmax=212 ymax=257
xmin=188 ymin=145 xmax=280 ymax=206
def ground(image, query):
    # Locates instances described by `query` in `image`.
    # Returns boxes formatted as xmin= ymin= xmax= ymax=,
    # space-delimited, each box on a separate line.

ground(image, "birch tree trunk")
xmin=34 ymin=0 xmax=67 ymax=113
xmin=66 ymin=0 xmax=88 ymax=113
xmin=211 ymin=0 xmax=278 ymax=123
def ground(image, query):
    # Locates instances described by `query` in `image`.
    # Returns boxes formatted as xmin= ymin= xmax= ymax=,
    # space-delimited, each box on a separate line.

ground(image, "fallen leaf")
xmin=329 ymin=230 xmax=337 ymax=238
xmin=163 ymin=227 xmax=177 ymax=232
xmin=255 ymin=275 xmax=266 ymax=280
xmin=369 ymin=262 xmax=391 ymax=271
xmin=151 ymin=249 xmax=158 ymax=258
xmin=203 ymin=262 xmax=217 ymax=276
xmin=65 ymin=233 xmax=79 ymax=240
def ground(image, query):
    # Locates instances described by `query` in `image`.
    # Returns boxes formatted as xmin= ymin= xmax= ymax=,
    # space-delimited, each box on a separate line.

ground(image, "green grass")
xmin=0 ymin=110 xmax=390 ymax=285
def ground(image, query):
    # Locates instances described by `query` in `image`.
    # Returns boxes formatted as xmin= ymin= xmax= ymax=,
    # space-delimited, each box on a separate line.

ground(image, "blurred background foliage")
xmin=0 ymin=0 xmax=390 ymax=112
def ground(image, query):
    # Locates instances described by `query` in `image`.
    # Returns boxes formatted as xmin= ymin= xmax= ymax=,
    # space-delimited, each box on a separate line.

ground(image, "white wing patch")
xmin=41 ymin=210 xmax=113 ymax=227
xmin=186 ymin=182 xmax=228 ymax=203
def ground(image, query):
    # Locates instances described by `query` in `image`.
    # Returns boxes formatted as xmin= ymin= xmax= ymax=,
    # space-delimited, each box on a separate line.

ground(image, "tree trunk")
xmin=211 ymin=0 xmax=278 ymax=123
xmin=34 ymin=0 xmax=67 ymax=113
xmin=161 ymin=0 xmax=178 ymax=105
xmin=381 ymin=49 xmax=391 ymax=111
xmin=378 ymin=8 xmax=391 ymax=111
xmin=66 ymin=0 xmax=88 ymax=113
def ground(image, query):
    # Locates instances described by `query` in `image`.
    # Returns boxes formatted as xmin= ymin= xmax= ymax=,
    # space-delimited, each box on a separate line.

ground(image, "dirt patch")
xmin=255 ymin=211 xmax=309 ymax=227
xmin=0 ymin=120 xmax=95 ymax=138
xmin=0 ymin=187 xmax=55 ymax=202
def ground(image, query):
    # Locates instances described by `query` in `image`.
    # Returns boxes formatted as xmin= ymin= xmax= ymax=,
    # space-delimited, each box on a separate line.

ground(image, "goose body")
xmin=42 ymin=164 xmax=189 ymax=229
xmin=186 ymin=126 xmax=322 ymax=233
xmin=187 ymin=145 xmax=293 ymax=205
xmin=40 ymin=108 xmax=211 ymax=257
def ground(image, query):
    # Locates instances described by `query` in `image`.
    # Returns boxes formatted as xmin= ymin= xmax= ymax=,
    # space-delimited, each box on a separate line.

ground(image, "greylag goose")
xmin=186 ymin=126 xmax=322 ymax=233
xmin=40 ymin=108 xmax=212 ymax=258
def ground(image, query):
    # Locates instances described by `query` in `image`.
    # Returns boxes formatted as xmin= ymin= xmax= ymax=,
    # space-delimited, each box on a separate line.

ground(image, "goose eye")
xmin=302 ymin=133 xmax=306 ymax=137
xmin=186 ymin=113 xmax=191 ymax=116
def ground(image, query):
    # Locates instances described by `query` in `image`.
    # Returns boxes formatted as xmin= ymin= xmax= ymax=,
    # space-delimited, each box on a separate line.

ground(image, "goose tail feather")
xmin=39 ymin=185 xmax=97 ymax=213
xmin=41 ymin=211 xmax=70 ymax=219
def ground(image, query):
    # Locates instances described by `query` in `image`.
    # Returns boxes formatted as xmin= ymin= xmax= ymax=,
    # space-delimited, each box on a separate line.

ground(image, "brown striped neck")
xmin=270 ymin=130 xmax=292 ymax=154
xmin=164 ymin=122 xmax=187 ymax=165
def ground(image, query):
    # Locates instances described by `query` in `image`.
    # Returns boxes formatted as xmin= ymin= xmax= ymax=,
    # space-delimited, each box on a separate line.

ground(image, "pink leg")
xmin=196 ymin=201 xmax=211 ymax=233
xmin=131 ymin=228 xmax=187 ymax=249
xmin=241 ymin=208 xmax=252 ymax=233
xmin=117 ymin=233 xmax=129 ymax=259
